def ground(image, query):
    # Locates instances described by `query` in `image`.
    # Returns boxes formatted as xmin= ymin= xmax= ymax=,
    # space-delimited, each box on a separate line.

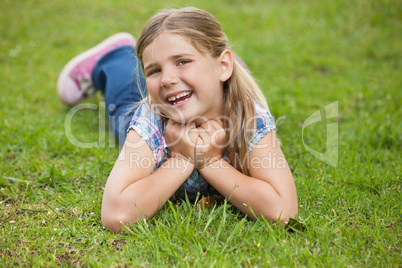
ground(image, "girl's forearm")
xmin=198 ymin=159 xmax=298 ymax=222
xmin=102 ymin=157 xmax=194 ymax=232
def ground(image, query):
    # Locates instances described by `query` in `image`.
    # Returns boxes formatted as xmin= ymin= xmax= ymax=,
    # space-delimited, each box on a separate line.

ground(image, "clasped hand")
xmin=164 ymin=119 xmax=226 ymax=169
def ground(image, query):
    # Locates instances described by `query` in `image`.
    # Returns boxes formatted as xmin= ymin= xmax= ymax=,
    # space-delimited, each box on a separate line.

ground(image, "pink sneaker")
xmin=57 ymin=32 xmax=136 ymax=106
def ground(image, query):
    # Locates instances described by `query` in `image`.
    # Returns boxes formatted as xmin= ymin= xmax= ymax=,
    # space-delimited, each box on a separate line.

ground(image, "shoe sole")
xmin=57 ymin=32 xmax=136 ymax=105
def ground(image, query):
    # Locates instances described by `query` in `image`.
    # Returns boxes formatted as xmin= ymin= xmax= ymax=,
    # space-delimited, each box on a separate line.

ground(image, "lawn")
xmin=1 ymin=0 xmax=401 ymax=266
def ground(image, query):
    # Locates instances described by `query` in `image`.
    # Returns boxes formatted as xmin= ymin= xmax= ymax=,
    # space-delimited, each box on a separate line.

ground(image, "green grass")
xmin=1 ymin=0 xmax=401 ymax=266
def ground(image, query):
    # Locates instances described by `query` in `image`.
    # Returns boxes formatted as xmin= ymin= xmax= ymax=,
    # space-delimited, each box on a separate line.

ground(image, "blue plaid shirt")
xmin=128 ymin=101 xmax=276 ymax=200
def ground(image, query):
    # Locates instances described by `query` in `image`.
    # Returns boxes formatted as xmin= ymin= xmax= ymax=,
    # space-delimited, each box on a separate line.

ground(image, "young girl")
xmin=57 ymin=7 xmax=298 ymax=232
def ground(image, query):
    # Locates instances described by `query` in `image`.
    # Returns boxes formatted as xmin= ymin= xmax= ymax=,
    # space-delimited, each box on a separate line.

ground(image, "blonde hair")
xmin=136 ymin=7 xmax=268 ymax=174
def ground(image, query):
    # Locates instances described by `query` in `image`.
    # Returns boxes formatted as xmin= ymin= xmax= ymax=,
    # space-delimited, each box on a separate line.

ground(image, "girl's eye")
xmin=178 ymin=60 xmax=190 ymax=66
xmin=147 ymin=69 xmax=160 ymax=76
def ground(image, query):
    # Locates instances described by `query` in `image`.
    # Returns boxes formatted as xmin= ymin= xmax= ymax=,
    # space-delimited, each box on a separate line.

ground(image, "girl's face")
xmin=142 ymin=32 xmax=228 ymax=124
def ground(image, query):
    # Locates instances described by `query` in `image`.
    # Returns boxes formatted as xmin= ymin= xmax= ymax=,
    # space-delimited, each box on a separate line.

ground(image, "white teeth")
xmin=173 ymin=100 xmax=185 ymax=105
xmin=167 ymin=91 xmax=191 ymax=102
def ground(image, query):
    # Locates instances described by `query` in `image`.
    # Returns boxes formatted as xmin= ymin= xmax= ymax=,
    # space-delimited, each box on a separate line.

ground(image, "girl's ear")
xmin=219 ymin=50 xmax=234 ymax=82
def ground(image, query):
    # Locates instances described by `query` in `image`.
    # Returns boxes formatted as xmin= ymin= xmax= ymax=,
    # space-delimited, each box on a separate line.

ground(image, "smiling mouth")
xmin=166 ymin=91 xmax=193 ymax=106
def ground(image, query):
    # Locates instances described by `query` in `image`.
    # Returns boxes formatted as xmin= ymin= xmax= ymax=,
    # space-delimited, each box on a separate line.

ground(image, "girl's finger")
xmin=197 ymin=129 xmax=210 ymax=144
xmin=187 ymin=121 xmax=197 ymax=130
xmin=213 ymin=118 xmax=224 ymax=128
xmin=188 ymin=128 xmax=199 ymax=139
xmin=199 ymin=121 xmax=212 ymax=132
xmin=210 ymin=119 xmax=224 ymax=131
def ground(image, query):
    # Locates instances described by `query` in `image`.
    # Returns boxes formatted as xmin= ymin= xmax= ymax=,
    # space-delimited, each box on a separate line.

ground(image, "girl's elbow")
xmin=259 ymin=209 xmax=295 ymax=225
xmin=101 ymin=208 xmax=141 ymax=233
xmin=101 ymin=212 xmax=122 ymax=233
xmin=101 ymin=198 xmax=140 ymax=233
xmin=278 ymin=206 xmax=298 ymax=225
xmin=277 ymin=193 xmax=299 ymax=224
xmin=260 ymin=199 xmax=298 ymax=224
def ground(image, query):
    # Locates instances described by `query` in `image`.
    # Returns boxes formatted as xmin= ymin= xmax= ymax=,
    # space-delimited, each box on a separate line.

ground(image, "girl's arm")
xmin=101 ymin=128 xmax=195 ymax=232
xmin=198 ymin=128 xmax=298 ymax=223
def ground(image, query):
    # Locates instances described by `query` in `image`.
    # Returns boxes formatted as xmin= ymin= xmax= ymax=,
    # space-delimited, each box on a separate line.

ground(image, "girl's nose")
xmin=161 ymin=67 xmax=179 ymax=88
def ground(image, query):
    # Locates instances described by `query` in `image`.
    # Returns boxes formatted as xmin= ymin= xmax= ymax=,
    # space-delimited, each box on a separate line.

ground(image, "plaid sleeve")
xmin=127 ymin=102 xmax=165 ymax=163
xmin=249 ymin=101 xmax=277 ymax=151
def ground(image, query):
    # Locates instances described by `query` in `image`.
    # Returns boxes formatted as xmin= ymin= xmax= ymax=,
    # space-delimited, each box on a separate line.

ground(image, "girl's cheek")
xmin=146 ymin=81 xmax=159 ymax=98
xmin=148 ymin=92 xmax=161 ymax=104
